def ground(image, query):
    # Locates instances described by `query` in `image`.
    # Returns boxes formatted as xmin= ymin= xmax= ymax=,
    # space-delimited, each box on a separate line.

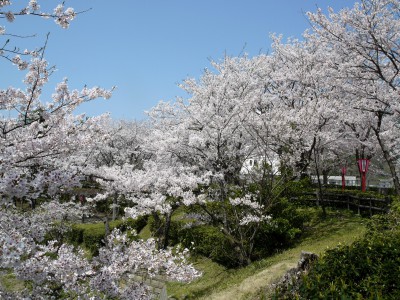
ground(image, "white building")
xmin=240 ymin=156 xmax=280 ymax=175
xmin=311 ymin=175 xmax=357 ymax=186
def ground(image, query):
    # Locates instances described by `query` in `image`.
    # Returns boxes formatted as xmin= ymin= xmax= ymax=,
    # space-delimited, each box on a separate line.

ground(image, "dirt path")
xmin=199 ymin=260 xmax=297 ymax=300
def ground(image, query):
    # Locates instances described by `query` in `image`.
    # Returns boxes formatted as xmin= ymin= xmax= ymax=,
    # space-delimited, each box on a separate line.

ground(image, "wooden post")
xmin=369 ymin=198 xmax=372 ymax=217
xmin=385 ymin=196 xmax=391 ymax=213
xmin=315 ymin=190 xmax=319 ymax=207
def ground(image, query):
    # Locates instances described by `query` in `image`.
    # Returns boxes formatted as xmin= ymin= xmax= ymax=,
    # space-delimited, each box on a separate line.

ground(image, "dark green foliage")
xmin=116 ymin=215 xmax=148 ymax=233
xmin=282 ymin=177 xmax=314 ymax=199
xmin=82 ymin=227 xmax=104 ymax=256
xmin=253 ymin=218 xmax=302 ymax=259
xmin=179 ymin=225 xmax=237 ymax=268
xmin=323 ymin=184 xmax=396 ymax=195
xmin=325 ymin=188 xmax=388 ymax=199
xmin=165 ymin=198 xmax=307 ymax=268
xmin=274 ymin=209 xmax=400 ymax=299
xmin=298 ymin=232 xmax=400 ymax=299
xmin=66 ymin=217 xmax=147 ymax=256
xmin=293 ymin=188 xmax=393 ymax=217
xmin=162 ymin=218 xmax=186 ymax=246
xmin=253 ymin=198 xmax=308 ymax=259
xmin=149 ymin=216 xmax=237 ymax=267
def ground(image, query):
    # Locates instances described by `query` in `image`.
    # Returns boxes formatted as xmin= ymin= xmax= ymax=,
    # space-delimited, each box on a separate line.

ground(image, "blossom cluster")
xmin=0 ymin=203 xmax=200 ymax=299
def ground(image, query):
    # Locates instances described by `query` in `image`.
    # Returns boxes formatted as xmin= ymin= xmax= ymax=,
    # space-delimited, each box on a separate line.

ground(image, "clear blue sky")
xmin=3 ymin=1 xmax=356 ymax=120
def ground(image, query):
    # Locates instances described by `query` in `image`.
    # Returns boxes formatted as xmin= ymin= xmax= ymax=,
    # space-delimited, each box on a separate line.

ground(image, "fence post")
xmin=385 ymin=196 xmax=391 ymax=213
xmin=315 ymin=190 xmax=319 ymax=207
xmin=369 ymin=198 xmax=372 ymax=217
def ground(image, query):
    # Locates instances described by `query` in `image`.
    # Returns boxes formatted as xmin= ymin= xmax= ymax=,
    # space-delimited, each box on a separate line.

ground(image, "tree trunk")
xmin=378 ymin=139 xmax=400 ymax=195
xmin=162 ymin=212 xmax=172 ymax=250
xmin=152 ymin=212 xmax=172 ymax=250
xmin=374 ymin=128 xmax=400 ymax=195
xmin=31 ymin=198 xmax=36 ymax=210
xmin=322 ymin=170 xmax=329 ymax=186
xmin=112 ymin=192 xmax=118 ymax=221
xmin=314 ymin=149 xmax=326 ymax=218
xmin=104 ymin=216 xmax=110 ymax=238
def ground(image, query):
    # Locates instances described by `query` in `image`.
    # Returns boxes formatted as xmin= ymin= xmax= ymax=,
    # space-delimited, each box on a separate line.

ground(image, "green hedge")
xmin=252 ymin=198 xmax=308 ymax=259
xmin=165 ymin=199 xmax=307 ymax=268
xmin=274 ymin=211 xmax=400 ymax=299
xmin=67 ymin=216 xmax=147 ymax=256
xmin=179 ymin=225 xmax=236 ymax=267
xmin=147 ymin=216 xmax=236 ymax=266
xmin=297 ymin=231 xmax=400 ymax=299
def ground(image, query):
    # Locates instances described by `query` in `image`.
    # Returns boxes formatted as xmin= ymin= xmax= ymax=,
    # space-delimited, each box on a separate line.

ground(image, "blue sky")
xmin=3 ymin=1 xmax=356 ymax=120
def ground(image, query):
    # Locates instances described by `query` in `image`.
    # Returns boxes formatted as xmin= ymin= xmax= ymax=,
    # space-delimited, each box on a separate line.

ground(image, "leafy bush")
xmin=325 ymin=188 xmax=388 ymax=199
xmin=253 ymin=198 xmax=308 ymax=259
xmin=274 ymin=210 xmax=400 ymax=299
xmin=166 ymin=198 xmax=308 ymax=268
xmin=116 ymin=215 xmax=148 ymax=233
xmin=149 ymin=216 xmax=237 ymax=267
xmin=298 ymin=232 xmax=400 ymax=299
xmin=282 ymin=177 xmax=314 ymax=199
xmin=81 ymin=226 xmax=104 ymax=256
xmin=67 ymin=217 xmax=147 ymax=256
xmin=179 ymin=225 xmax=237 ymax=268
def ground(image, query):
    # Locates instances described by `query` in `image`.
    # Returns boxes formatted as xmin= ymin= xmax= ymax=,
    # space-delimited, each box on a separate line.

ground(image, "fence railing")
xmin=291 ymin=192 xmax=392 ymax=216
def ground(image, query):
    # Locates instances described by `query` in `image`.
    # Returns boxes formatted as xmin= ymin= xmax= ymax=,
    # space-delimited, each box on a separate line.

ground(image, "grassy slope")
xmin=167 ymin=209 xmax=367 ymax=300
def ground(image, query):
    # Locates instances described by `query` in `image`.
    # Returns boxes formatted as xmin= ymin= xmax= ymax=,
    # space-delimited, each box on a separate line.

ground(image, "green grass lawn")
xmin=0 ymin=271 xmax=25 ymax=293
xmin=167 ymin=208 xmax=367 ymax=300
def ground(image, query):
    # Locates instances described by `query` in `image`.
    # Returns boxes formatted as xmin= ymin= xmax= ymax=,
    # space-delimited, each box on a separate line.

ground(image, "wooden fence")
xmin=292 ymin=192 xmax=392 ymax=216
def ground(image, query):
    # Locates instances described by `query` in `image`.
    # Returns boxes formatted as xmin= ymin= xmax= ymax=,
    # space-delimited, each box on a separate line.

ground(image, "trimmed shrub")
xmin=299 ymin=231 xmax=400 ymax=299
xmin=179 ymin=225 xmax=236 ymax=268
xmin=274 ymin=210 xmax=400 ymax=300
xmin=82 ymin=226 xmax=104 ymax=256
xmin=147 ymin=216 xmax=236 ymax=266
xmin=252 ymin=198 xmax=308 ymax=259
xmin=163 ymin=197 xmax=307 ymax=268
xmin=116 ymin=216 xmax=148 ymax=233
xmin=66 ymin=217 xmax=147 ymax=256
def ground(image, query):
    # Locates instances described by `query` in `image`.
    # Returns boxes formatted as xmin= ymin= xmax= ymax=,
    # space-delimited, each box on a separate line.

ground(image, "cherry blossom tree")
xmin=0 ymin=1 xmax=113 ymax=206
xmin=0 ymin=2 xmax=201 ymax=298
xmin=0 ymin=203 xmax=200 ymax=299
xmin=307 ymin=0 xmax=400 ymax=193
xmin=143 ymin=56 xmax=285 ymax=265
xmin=77 ymin=120 xmax=152 ymax=221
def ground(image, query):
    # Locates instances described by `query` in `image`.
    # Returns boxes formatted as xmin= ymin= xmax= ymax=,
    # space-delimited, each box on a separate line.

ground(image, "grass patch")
xmin=138 ymin=222 xmax=152 ymax=240
xmin=0 ymin=270 xmax=25 ymax=292
xmin=168 ymin=257 xmax=228 ymax=299
xmin=167 ymin=208 xmax=367 ymax=300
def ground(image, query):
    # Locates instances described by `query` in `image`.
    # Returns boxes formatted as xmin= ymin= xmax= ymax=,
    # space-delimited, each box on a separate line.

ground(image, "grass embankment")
xmin=167 ymin=208 xmax=367 ymax=300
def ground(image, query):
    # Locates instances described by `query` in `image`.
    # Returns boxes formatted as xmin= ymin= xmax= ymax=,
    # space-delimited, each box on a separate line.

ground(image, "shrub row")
xmin=67 ymin=216 xmax=147 ymax=256
xmin=297 ymin=231 xmax=400 ymax=299
xmin=274 ymin=210 xmax=400 ymax=299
